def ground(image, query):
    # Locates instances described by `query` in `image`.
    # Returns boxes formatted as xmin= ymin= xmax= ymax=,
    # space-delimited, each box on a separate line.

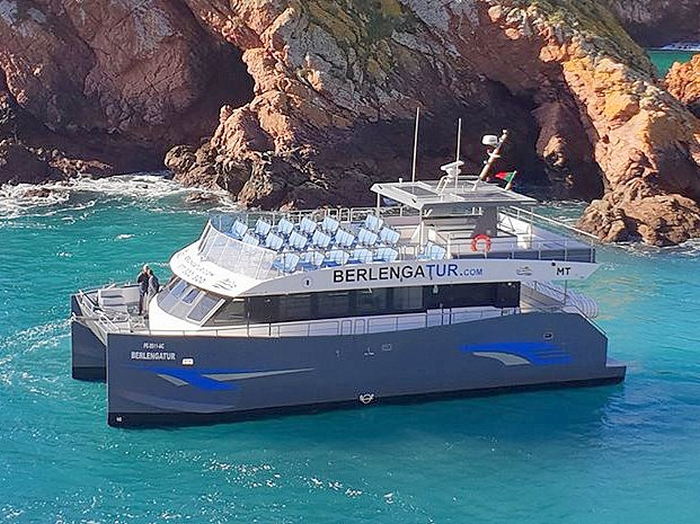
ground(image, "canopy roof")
xmin=371 ymin=176 xmax=537 ymax=215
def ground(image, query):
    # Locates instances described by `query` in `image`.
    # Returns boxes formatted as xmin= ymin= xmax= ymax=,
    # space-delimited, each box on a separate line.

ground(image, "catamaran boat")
xmin=70 ymin=130 xmax=626 ymax=427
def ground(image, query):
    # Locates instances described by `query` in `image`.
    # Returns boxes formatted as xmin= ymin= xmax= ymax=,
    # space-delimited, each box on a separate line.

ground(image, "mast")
xmin=478 ymin=129 xmax=509 ymax=181
xmin=411 ymin=106 xmax=420 ymax=184
xmin=455 ymin=118 xmax=462 ymax=189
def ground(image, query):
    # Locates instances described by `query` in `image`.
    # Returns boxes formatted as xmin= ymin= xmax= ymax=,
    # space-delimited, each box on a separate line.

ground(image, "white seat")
xmin=312 ymin=230 xmax=331 ymax=249
xmin=419 ymin=242 xmax=447 ymax=260
xmin=364 ymin=214 xmax=384 ymax=233
xmin=230 ymin=220 xmax=248 ymax=239
xmin=288 ymin=230 xmax=308 ymax=250
xmin=254 ymin=218 xmax=272 ymax=238
xmin=325 ymin=249 xmax=350 ymax=266
xmin=264 ymin=233 xmax=284 ymax=251
xmin=350 ymin=248 xmax=373 ymax=264
xmin=299 ymin=217 xmax=317 ymax=236
xmin=357 ymin=228 xmax=378 ymax=247
xmin=321 ymin=216 xmax=340 ymax=234
xmin=301 ymin=251 xmax=325 ymax=269
xmin=277 ymin=217 xmax=294 ymax=237
xmin=273 ymin=253 xmax=300 ymax=273
xmin=375 ymin=247 xmax=399 ymax=263
xmin=379 ymin=226 xmax=400 ymax=246
xmin=334 ymin=229 xmax=355 ymax=248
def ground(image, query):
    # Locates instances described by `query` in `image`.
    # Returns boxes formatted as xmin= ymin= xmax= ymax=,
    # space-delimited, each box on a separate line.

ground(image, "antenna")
xmin=455 ymin=118 xmax=462 ymax=188
xmin=411 ymin=106 xmax=420 ymax=183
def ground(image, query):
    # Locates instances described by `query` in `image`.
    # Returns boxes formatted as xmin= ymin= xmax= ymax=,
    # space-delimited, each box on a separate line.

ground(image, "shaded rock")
xmin=665 ymin=56 xmax=700 ymax=118
xmin=0 ymin=141 xmax=60 ymax=184
xmin=0 ymin=0 xmax=254 ymax=177
xmin=184 ymin=191 xmax=219 ymax=204
xmin=20 ymin=186 xmax=52 ymax=198
xmin=607 ymin=0 xmax=700 ymax=47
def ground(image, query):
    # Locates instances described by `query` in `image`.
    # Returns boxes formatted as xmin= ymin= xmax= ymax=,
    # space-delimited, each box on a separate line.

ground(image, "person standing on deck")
xmin=137 ymin=264 xmax=150 ymax=315
xmin=145 ymin=267 xmax=160 ymax=318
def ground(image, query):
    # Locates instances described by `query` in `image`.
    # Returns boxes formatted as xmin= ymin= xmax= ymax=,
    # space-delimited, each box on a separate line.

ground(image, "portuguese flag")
xmin=492 ymin=170 xmax=518 ymax=190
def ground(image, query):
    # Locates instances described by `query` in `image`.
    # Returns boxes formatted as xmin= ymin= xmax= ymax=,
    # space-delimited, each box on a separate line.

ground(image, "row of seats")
xmin=271 ymin=242 xmax=446 ymax=274
xmin=272 ymin=246 xmax=401 ymax=273
xmin=228 ymin=213 xmax=401 ymax=254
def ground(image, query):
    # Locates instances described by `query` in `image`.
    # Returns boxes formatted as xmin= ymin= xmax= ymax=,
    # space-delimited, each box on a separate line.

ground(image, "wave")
xmin=0 ymin=172 xmax=237 ymax=219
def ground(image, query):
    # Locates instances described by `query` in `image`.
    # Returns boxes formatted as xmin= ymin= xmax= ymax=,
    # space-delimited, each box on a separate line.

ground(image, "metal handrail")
xmin=105 ymin=305 xmax=522 ymax=338
xmin=506 ymin=206 xmax=598 ymax=240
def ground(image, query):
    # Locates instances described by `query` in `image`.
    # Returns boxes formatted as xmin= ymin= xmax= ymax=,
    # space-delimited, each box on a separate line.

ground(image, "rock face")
xmin=166 ymin=0 xmax=700 ymax=245
xmin=1 ymin=0 xmax=699 ymax=245
xmin=666 ymin=55 xmax=700 ymax=118
xmin=0 ymin=0 xmax=254 ymax=177
xmin=607 ymin=0 xmax=700 ymax=47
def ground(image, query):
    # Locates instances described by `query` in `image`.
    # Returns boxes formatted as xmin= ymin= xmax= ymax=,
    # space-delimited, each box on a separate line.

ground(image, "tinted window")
xmin=157 ymin=278 xmax=188 ymax=312
xmin=356 ymin=289 xmax=388 ymax=314
xmin=182 ymin=287 xmax=201 ymax=304
xmin=249 ymin=296 xmax=277 ymax=323
xmin=393 ymin=287 xmax=423 ymax=311
xmin=317 ymin=291 xmax=351 ymax=317
xmin=208 ymin=299 xmax=246 ymax=325
xmin=187 ymin=294 xmax=220 ymax=322
xmin=280 ymin=294 xmax=312 ymax=321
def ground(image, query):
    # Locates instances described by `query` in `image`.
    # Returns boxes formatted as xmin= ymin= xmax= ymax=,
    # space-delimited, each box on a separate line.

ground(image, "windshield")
xmin=156 ymin=278 xmax=223 ymax=324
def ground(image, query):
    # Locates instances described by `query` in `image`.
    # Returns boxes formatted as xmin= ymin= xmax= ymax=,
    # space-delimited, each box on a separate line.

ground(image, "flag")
xmin=492 ymin=170 xmax=518 ymax=190
xmin=492 ymin=171 xmax=517 ymax=183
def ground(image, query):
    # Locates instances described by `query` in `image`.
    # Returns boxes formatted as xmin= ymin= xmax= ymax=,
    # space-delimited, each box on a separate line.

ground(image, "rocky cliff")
xmin=1 ymin=0 xmax=699 ymax=246
xmin=607 ymin=0 xmax=700 ymax=47
xmin=666 ymin=55 xmax=700 ymax=118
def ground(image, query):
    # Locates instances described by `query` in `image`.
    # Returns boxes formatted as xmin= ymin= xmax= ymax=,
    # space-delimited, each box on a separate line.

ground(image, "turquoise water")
xmin=646 ymin=50 xmax=697 ymax=76
xmin=1 ymin=177 xmax=699 ymax=523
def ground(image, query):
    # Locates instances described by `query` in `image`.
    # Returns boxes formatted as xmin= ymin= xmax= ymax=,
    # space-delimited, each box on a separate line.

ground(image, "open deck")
xmin=193 ymin=200 xmax=595 ymax=281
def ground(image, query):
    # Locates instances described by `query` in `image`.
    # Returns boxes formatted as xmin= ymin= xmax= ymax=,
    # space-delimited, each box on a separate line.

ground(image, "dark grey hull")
xmin=71 ymin=295 xmax=106 ymax=381
xmin=89 ymin=311 xmax=625 ymax=427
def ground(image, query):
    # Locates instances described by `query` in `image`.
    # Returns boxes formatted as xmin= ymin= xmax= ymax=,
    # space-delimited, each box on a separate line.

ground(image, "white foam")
xmin=0 ymin=172 xmax=236 ymax=219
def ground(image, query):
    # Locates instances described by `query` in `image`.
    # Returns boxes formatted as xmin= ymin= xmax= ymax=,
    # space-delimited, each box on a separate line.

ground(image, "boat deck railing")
xmin=195 ymin=203 xmax=596 ymax=278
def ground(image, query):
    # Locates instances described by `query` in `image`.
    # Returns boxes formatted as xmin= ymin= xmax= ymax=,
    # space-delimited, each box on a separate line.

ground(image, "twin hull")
xmin=71 ymin=309 xmax=625 ymax=427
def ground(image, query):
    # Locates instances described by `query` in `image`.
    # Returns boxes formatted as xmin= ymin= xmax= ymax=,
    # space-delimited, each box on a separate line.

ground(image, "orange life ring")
xmin=471 ymin=234 xmax=492 ymax=253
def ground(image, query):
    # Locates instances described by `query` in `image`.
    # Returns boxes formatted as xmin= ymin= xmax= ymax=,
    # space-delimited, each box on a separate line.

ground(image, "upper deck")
xmin=174 ymin=174 xmax=596 ymax=298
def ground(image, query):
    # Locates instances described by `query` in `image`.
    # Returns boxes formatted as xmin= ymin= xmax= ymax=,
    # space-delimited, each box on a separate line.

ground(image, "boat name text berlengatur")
xmin=332 ymin=264 xmax=483 ymax=283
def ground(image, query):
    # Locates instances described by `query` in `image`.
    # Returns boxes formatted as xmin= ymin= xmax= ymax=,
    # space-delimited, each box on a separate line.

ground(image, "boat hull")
xmin=71 ymin=295 xmax=106 ymax=381
xmin=103 ymin=312 xmax=625 ymax=427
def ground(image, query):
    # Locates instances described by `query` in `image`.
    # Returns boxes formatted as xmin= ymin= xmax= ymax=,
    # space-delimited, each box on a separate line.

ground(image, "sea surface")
xmin=1 ymin=175 xmax=699 ymax=523
xmin=646 ymin=49 xmax=697 ymax=75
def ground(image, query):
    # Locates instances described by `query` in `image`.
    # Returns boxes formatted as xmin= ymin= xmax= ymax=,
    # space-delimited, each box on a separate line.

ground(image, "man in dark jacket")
xmin=137 ymin=264 xmax=150 ymax=315
xmin=147 ymin=268 xmax=160 ymax=313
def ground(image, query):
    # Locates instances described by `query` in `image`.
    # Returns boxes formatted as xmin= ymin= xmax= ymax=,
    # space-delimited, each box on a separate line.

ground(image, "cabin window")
xmin=392 ymin=287 xmax=423 ymax=311
xmin=208 ymin=299 xmax=246 ymax=325
xmin=356 ymin=288 xmax=388 ymax=314
xmin=279 ymin=294 xmax=313 ymax=322
xmin=317 ymin=291 xmax=352 ymax=317
xmin=157 ymin=278 xmax=188 ymax=312
xmin=495 ymin=282 xmax=520 ymax=308
xmin=248 ymin=296 xmax=277 ymax=323
xmin=182 ymin=287 xmax=201 ymax=305
xmin=187 ymin=293 xmax=220 ymax=323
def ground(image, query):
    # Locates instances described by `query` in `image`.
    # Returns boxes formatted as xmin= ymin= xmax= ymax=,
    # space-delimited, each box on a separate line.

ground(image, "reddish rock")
xmin=666 ymin=56 xmax=700 ymax=118
xmin=0 ymin=0 xmax=254 ymax=177
xmin=170 ymin=0 xmax=700 ymax=245
xmin=0 ymin=0 xmax=698 ymax=245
